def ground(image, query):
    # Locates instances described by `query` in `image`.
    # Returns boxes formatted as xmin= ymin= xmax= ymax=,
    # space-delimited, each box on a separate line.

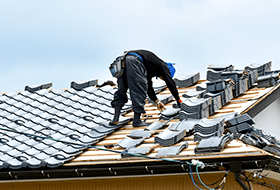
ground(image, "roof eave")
xmin=0 ymin=154 xmax=279 ymax=182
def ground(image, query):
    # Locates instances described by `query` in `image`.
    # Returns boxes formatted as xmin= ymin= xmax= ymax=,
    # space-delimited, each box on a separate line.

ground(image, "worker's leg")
xmin=109 ymin=106 xmax=122 ymax=125
xmin=125 ymin=55 xmax=149 ymax=127
xmin=110 ymin=72 xmax=128 ymax=124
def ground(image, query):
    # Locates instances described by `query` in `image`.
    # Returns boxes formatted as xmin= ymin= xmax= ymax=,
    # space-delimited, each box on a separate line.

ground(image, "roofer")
xmin=109 ymin=49 xmax=182 ymax=127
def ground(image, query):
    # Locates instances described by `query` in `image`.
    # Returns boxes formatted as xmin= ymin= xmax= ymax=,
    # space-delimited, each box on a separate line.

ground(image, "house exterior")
xmin=0 ymin=62 xmax=280 ymax=190
xmin=252 ymin=95 xmax=280 ymax=139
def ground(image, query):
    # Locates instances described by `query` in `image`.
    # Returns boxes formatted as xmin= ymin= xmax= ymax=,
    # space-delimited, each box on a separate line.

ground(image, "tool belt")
xmin=109 ymin=52 xmax=143 ymax=78
xmin=109 ymin=52 xmax=128 ymax=78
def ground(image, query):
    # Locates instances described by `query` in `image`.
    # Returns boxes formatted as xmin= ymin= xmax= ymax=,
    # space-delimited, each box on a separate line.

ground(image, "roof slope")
xmin=1 ymin=61 xmax=280 ymax=181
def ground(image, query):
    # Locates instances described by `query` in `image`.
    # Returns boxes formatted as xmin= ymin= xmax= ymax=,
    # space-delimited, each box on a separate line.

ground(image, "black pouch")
xmin=109 ymin=52 xmax=128 ymax=78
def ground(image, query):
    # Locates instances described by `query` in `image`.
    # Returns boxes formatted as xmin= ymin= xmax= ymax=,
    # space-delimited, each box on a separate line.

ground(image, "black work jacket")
xmin=129 ymin=50 xmax=180 ymax=102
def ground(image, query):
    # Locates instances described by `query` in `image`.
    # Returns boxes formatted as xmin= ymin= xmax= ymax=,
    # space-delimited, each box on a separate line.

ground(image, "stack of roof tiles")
xmin=174 ymin=72 xmax=200 ymax=87
xmin=205 ymin=79 xmax=233 ymax=109
xmin=257 ymin=72 xmax=280 ymax=88
xmin=195 ymin=133 xmax=233 ymax=153
xmin=179 ymin=97 xmax=211 ymax=120
xmin=168 ymin=119 xmax=197 ymax=135
xmin=245 ymin=61 xmax=272 ymax=76
xmin=206 ymin=64 xmax=234 ymax=81
xmin=154 ymin=129 xmax=186 ymax=146
xmin=193 ymin=117 xmax=225 ymax=142
xmin=225 ymin=113 xmax=255 ymax=134
xmin=206 ymin=63 xmax=268 ymax=99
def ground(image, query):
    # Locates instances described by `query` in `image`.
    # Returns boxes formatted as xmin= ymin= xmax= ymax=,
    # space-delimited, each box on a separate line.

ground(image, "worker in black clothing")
xmin=110 ymin=49 xmax=182 ymax=127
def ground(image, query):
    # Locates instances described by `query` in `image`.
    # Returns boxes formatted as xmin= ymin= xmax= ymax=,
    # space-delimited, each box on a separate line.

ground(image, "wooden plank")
xmin=243 ymin=91 xmax=260 ymax=95
xmin=219 ymin=106 xmax=242 ymax=110
xmin=66 ymin=149 xmax=268 ymax=166
xmin=248 ymin=87 xmax=266 ymax=91
xmin=214 ymin=110 xmax=236 ymax=114
xmin=232 ymin=96 xmax=257 ymax=100
xmin=228 ymin=100 xmax=248 ymax=104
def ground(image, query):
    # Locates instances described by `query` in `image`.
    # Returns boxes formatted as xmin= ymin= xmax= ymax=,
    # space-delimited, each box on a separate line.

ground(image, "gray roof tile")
xmin=155 ymin=129 xmax=186 ymax=146
xmin=128 ymin=130 xmax=153 ymax=139
xmin=117 ymin=137 xmax=145 ymax=148
xmin=145 ymin=119 xmax=171 ymax=131
xmin=195 ymin=134 xmax=233 ymax=153
xmin=174 ymin=72 xmax=200 ymax=87
xmin=121 ymin=147 xmax=153 ymax=158
xmin=0 ymin=80 xmax=133 ymax=169
xmin=157 ymin=143 xmax=188 ymax=156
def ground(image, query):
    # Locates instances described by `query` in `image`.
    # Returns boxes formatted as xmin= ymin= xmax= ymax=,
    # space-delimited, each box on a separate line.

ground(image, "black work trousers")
xmin=111 ymin=55 xmax=148 ymax=114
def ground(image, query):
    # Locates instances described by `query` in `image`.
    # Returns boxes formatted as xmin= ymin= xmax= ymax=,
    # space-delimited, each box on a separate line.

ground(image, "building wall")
xmin=253 ymin=97 xmax=280 ymax=139
xmin=0 ymin=172 xmax=273 ymax=190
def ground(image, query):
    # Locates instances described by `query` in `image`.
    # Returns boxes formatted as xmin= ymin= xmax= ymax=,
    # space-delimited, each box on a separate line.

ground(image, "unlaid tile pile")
xmin=179 ymin=97 xmax=211 ymax=119
xmin=174 ymin=72 xmax=200 ymax=87
xmin=194 ymin=117 xmax=225 ymax=142
xmin=206 ymin=64 xmax=234 ymax=81
xmin=168 ymin=119 xmax=197 ymax=135
xmin=154 ymin=129 xmax=186 ymax=146
xmin=195 ymin=134 xmax=233 ymax=153
xmin=225 ymin=113 xmax=255 ymax=133
xmin=257 ymin=71 xmax=280 ymax=88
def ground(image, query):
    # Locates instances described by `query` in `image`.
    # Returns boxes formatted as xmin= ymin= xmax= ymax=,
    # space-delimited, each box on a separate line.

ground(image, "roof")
xmin=1 ymin=61 xmax=280 ymax=181
xmin=0 ymin=80 xmax=133 ymax=170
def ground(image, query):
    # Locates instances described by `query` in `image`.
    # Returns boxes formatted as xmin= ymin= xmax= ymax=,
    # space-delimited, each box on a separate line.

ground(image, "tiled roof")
xmin=0 ymin=81 xmax=134 ymax=169
xmin=0 ymin=61 xmax=280 ymax=177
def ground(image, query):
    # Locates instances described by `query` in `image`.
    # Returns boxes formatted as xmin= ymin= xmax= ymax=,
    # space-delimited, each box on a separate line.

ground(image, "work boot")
xmin=133 ymin=112 xmax=149 ymax=127
xmin=109 ymin=106 xmax=122 ymax=125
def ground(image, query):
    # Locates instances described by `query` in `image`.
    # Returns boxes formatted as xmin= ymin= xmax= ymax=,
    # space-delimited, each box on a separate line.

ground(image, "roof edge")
xmin=241 ymin=83 xmax=280 ymax=117
xmin=0 ymin=155 xmax=278 ymax=181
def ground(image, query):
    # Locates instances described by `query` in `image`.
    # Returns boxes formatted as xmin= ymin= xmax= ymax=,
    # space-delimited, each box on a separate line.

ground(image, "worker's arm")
xmin=159 ymin=63 xmax=183 ymax=107
xmin=159 ymin=64 xmax=180 ymax=100
xmin=147 ymin=79 xmax=166 ymax=112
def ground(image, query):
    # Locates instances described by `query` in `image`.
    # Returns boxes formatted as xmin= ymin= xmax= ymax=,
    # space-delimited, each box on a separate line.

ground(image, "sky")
xmin=1 ymin=0 xmax=280 ymax=92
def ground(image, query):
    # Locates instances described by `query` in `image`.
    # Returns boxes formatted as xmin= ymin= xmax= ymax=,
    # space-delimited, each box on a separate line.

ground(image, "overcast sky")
xmin=1 ymin=0 xmax=280 ymax=92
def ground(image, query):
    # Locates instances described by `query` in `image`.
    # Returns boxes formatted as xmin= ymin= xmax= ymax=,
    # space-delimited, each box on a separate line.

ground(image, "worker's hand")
xmin=155 ymin=99 xmax=166 ymax=112
xmin=176 ymin=99 xmax=182 ymax=108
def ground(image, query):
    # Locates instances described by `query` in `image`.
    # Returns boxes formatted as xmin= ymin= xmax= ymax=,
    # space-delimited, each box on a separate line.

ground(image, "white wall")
xmin=253 ymin=97 xmax=280 ymax=139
